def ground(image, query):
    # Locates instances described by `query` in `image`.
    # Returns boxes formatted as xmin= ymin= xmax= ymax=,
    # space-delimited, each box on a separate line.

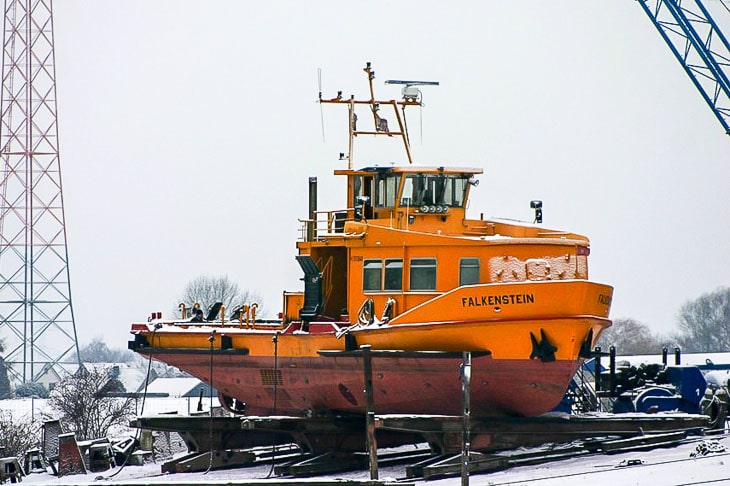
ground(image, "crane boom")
xmin=638 ymin=0 xmax=730 ymax=134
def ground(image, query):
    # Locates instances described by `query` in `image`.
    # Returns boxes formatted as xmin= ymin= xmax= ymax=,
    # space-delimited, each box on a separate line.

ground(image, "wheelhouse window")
xmin=459 ymin=258 xmax=480 ymax=285
xmin=363 ymin=259 xmax=382 ymax=292
xmin=401 ymin=174 xmax=470 ymax=208
xmin=384 ymin=259 xmax=403 ymax=291
xmin=410 ymin=258 xmax=437 ymax=291
xmin=444 ymin=176 xmax=468 ymax=207
xmin=375 ymin=174 xmax=401 ymax=208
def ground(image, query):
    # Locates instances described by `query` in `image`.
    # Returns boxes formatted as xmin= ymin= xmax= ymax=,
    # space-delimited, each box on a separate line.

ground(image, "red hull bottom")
xmin=145 ymin=352 xmax=580 ymax=417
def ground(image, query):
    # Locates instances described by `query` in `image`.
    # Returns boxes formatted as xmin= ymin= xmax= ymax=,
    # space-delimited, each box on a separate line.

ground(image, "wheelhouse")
xmin=331 ymin=166 xmax=482 ymax=232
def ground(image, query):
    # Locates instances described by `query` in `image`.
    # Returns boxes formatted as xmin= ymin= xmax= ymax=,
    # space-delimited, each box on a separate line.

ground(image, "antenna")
xmin=318 ymin=67 xmax=326 ymax=142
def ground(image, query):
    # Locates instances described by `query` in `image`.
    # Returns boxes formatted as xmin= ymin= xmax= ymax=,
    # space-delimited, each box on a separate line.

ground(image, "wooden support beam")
xmin=461 ymin=351 xmax=471 ymax=486
xmin=362 ymin=344 xmax=378 ymax=480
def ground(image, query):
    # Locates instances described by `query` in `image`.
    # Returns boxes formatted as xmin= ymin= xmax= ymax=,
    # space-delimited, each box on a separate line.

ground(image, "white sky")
xmin=48 ymin=1 xmax=729 ymax=349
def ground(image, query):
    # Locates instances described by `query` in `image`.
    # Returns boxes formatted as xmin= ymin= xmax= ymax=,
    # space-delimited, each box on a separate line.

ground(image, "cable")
xmin=204 ymin=330 xmax=216 ymax=474
xmin=105 ymin=323 xmax=160 ymax=479
xmin=265 ymin=331 xmax=281 ymax=479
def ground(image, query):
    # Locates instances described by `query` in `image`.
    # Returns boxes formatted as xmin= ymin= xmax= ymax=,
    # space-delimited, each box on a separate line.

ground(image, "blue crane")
xmin=637 ymin=0 xmax=730 ymax=134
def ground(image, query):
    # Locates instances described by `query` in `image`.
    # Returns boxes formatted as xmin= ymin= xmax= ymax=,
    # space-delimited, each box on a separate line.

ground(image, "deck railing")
xmin=300 ymin=208 xmax=356 ymax=241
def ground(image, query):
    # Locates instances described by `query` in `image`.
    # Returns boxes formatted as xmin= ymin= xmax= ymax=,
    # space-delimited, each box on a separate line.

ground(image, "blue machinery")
xmin=561 ymin=347 xmax=730 ymax=429
xmin=637 ymin=0 xmax=730 ymax=134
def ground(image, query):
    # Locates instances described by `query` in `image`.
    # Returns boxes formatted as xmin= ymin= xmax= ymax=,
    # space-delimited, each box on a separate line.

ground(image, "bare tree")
xmin=80 ymin=337 xmax=134 ymax=363
xmin=176 ymin=275 xmax=264 ymax=319
xmin=597 ymin=318 xmax=666 ymax=355
xmin=14 ymin=381 xmax=48 ymax=398
xmin=48 ymin=366 xmax=135 ymax=441
xmin=0 ymin=411 xmax=41 ymax=459
xmin=676 ymin=287 xmax=730 ymax=353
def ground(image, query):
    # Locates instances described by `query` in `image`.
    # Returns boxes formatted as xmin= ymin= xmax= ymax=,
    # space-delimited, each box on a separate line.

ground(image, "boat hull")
xmin=135 ymin=349 xmax=580 ymax=417
xmin=130 ymin=280 xmax=612 ymax=417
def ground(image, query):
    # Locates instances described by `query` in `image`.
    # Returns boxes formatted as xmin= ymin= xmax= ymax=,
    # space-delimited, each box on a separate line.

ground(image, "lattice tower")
xmin=0 ymin=0 xmax=80 ymax=384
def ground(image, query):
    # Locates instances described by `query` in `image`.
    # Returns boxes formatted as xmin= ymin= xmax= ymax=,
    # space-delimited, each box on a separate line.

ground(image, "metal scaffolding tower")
xmin=638 ymin=0 xmax=730 ymax=134
xmin=0 ymin=0 xmax=80 ymax=384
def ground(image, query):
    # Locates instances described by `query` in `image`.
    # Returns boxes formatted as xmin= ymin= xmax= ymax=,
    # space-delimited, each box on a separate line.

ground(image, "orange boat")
xmin=129 ymin=63 xmax=613 ymax=418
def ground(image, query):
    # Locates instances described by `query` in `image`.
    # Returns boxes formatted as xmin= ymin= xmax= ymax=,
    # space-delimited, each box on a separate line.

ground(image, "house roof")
xmin=144 ymin=377 xmax=214 ymax=398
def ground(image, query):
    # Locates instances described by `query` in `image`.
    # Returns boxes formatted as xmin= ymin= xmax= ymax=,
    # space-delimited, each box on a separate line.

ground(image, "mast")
xmin=319 ymin=62 xmax=438 ymax=168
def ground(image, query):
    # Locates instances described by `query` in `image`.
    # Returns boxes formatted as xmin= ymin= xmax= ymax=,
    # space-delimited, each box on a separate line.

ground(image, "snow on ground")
xmin=3 ymin=396 xmax=729 ymax=485
xmin=0 ymin=396 xmax=220 ymax=421
xmin=15 ymin=432 xmax=730 ymax=485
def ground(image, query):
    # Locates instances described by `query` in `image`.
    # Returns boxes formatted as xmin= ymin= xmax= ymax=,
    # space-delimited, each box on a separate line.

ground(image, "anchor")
xmin=530 ymin=329 xmax=557 ymax=363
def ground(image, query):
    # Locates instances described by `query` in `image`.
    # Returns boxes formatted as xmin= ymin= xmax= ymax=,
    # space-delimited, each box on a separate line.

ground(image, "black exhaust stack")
xmin=308 ymin=177 xmax=317 ymax=242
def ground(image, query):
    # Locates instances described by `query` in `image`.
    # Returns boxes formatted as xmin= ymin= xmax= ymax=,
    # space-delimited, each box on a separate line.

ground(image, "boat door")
xmin=353 ymin=174 xmax=374 ymax=220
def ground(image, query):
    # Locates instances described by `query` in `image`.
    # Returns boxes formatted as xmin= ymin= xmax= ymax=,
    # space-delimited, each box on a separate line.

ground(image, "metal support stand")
xmin=461 ymin=351 xmax=471 ymax=486
xmin=361 ymin=344 xmax=378 ymax=480
xmin=609 ymin=346 xmax=616 ymax=396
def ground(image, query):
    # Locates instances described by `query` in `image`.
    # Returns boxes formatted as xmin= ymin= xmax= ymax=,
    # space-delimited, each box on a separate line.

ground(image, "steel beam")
xmin=637 ymin=0 xmax=730 ymax=134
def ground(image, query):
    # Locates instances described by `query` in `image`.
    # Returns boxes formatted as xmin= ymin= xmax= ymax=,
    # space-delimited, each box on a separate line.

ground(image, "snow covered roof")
xmin=143 ymin=377 xmax=215 ymax=398
xmin=618 ymin=352 xmax=730 ymax=367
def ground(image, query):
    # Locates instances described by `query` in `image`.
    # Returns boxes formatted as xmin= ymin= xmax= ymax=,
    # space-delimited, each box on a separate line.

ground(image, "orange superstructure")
xmin=129 ymin=63 xmax=613 ymax=418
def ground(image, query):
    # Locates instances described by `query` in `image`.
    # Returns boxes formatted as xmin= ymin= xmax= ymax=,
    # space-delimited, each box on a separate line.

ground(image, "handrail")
xmin=299 ymin=207 xmax=358 ymax=240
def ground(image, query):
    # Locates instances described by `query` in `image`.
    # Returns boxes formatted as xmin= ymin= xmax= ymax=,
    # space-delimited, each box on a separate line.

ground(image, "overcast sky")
xmin=45 ymin=1 xmax=729 ymax=349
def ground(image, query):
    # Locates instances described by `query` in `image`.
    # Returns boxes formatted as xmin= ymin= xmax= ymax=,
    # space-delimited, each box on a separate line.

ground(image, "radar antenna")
xmin=384 ymin=79 xmax=440 ymax=145
xmin=384 ymin=79 xmax=440 ymax=103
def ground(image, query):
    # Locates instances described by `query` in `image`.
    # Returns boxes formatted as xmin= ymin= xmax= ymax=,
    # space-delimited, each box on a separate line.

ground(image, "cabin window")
xmin=401 ymin=174 xmax=469 ymax=208
xmin=375 ymin=174 xmax=401 ymax=208
xmin=459 ymin=258 xmax=480 ymax=285
xmin=363 ymin=259 xmax=382 ymax=292
xmin=410 ymin=258 xmax=437 ymax=291
xmin=384 ymin=259 xmax=403 ymax=290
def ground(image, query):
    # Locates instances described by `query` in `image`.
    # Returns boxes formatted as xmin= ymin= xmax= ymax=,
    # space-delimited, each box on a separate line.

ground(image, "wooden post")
xmin=461 ymin=351 xmax=472 ymax=486
xmin=361 ymin=344 xmax=378 ymax=480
